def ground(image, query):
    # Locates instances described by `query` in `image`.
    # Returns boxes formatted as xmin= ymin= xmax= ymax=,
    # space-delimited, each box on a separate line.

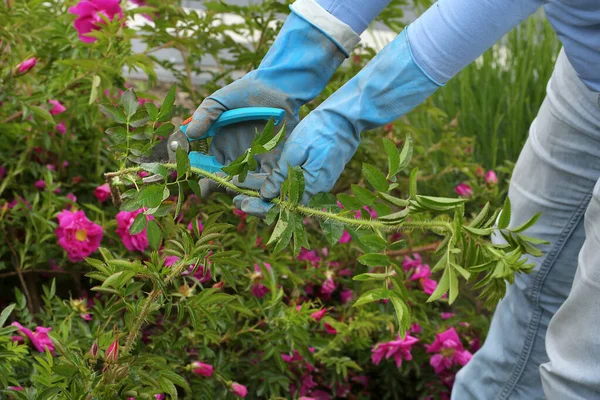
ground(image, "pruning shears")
xmin=137 ymin=107 xmax=286 ymax=182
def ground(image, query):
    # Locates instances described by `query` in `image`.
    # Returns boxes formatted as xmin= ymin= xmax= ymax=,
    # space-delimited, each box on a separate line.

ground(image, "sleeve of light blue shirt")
xmin=407 ymin=0 xmax=548 ymax=84
xmin=315 ymin=0 xmax=392 ymax=34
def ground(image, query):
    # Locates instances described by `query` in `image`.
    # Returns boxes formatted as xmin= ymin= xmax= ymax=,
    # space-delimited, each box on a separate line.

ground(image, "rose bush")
xmin=0 ymin=1 xmax=545 ymax=399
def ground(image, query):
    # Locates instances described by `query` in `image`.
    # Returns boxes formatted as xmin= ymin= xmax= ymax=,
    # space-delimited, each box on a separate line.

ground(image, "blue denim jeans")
xmin=452 ymin=49 xmax=600 ymax=399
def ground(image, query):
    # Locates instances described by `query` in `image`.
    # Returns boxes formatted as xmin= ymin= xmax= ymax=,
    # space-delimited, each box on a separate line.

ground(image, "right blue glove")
xmin=234 ymin=28 xmax=443 ymax=217
xmin=184 ymin=0 xmax=360 ymax=198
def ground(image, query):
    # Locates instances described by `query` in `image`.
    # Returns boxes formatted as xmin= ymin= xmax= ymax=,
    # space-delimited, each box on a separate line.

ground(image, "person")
xmin=185 ymin=0 xmax=600 ymax=398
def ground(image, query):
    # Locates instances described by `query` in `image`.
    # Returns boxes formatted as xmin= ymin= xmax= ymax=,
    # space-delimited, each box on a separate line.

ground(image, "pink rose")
xmin=324 ymin=322 xmax=337 ymax=335
xmin=115 ymin=209 xmax=153 ymax=252
xmin=338 ymin=230 xmax=351 ymax=243
xmin=191 ymin=361 xmax=213 ymax=377
xmin=251 ymin=283 xmax=269 ymax=298
xmin=48 ymin=100 xmax=66 ymax=115
xmin=426 ymin=328 xmax=472 ymax=374
xmin=11 ymin=322 xmax=55 ymax=354
xmin=310 ymin=308 xmax=327 ymax=322
xmin=68 ymin=0 xmax=123 ymax=43
xmin=106 ymin=338 xmax=119 ymax=362
xmin=55 ymin=210 xmax=103 ymax=262
xmin=410 ymin=264 xmax=438 ymax=295
xmin=17 ymin=57 xmax=36 ymax=73
xmin=187 ymin=219 xmax=204 ymax=234
xmin=231 ymin=383 xmax=248 ymax=398
xmin=371 ymin=335 xmax=419 ymax=367
xmin=441 ymin=312 xmax=456 ymax=320
xmin=56 ymin=122 xmax=67 ymax=135
xmin=454 ymin=183 xmax=473 ymax=198
xmin=340 ymin=288 xmax=353 ymax=304
xmin=94 ymin=183 xmax=111 ymax=202
xmin=485 ymin=170 xmax=498 ymax=185
xmin=34 ymin=180 xmax=46 ymax=190
xmin=320 ymin=277 xmax=337 ymax=295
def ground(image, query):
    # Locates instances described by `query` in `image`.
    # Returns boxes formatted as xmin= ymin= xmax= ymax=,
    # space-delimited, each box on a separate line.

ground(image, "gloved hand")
xmin=234 ymin=28 xmax=443 ymax=217
xmin=184 ymin=0 xmax=360 ymax=198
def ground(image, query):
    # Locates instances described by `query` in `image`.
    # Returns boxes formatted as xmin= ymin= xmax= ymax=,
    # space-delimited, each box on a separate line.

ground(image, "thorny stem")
xmin=105 ymin=165 xmax=453 ymax=234
xmin=121 ymin=254 xmax=200 ymax=357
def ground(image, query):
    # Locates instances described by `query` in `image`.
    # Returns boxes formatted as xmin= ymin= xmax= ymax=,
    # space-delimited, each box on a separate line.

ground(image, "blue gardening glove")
xmin=235 ymin=28 xmax=443 ymax=217
xmin=184 ymin=0 xmax=360 ymax=198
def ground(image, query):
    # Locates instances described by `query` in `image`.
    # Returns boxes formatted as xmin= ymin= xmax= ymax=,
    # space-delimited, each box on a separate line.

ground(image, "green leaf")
xmin=356 ymin=234 xmax=387 ymax=252
xmin=463 ymin=225 xmax=494 ymax=236
xmin=398 ymin=134 xmax=413 ymax=171
xmin=377 ymin=192 xmax=409 ymax=208
xmin=129 ymin=213 xmax=147 ymax=235
xmin=121 ymin=89 xmax=139 ymax=118
xmin=140 ymin=163 xmax=168 ymax=180
xmin=267 ymin=213 xmax=288 ymax=246
xmin=388 ymin=240 xmax=407 ymax=250
xmin=351 ymin=185 xmax=376 ymax=206
xmin=159 ymin=85 xmax=176 ymax=120
xmin=416 ymin=195 xmax=466 ymax=211
xmin=353 ymin=288 xmax=389 ymax=307
xmin=30 ymin=106 xmax=55 ymax=125
xmin=99 ymin=104 xmax=126 ymax=124
xmin=176 ymin=146 xmax=190 ymax=179
xmin=147 ymin=220 xmax=162 ymax=250
xmin=383 ymin=138 xmax=400 ymax=179
xmin=427 ymin=267 xmax=449 ymax=302
xmin=129 ymin=109 xmax=149 ymax=128
xmin=89 ymin=74 xmax=101 ymax=105
xmin=265 ymin=205 xmax=280 ymax=225
xmin=390 ymin=294 xmax=411 ymax=336
xmin=448 ymin=267 xmax=459 ymax=304
xmin=187 ymin=180 xmax=202 ymax=198
xmin=362 ymin=163 xmax=389 ymax=192
xmin=517 ymin=233 xmax=550 ymax=245
xmin=154 ymin=122 xmax=175 ymax=137
xmin=498 ymin=197 xmax=511 ymax=229
xmin=287 ymin=165 xmax=305 ymax=206
xmin=145 ymin=102 xmax=158 ymax=121
xmin=273 ymin=212 xmax=295 ymax=253
xmin=0 ymin=304 xmax=16 ymax=327
xmin=352 ymin=272 xmax=390 ymax=281
xmin=453 ymin=263 xmax=471 ymax=280
xmin=221 ymin=150 xmax=251 ymax=178
xmin=357 ymin=253 xmax=390 ymax=267
xmin=336 ymin=194 xmax=363 ymax=210
xmin=409 ymin=168 xmax=418 ymax=198
xmin=308 ymin=193 xmax=338 ymax=209
xmin=101 ymin=271 xmax=125 ymax=288
xmin=378 ymin=208 xmax=409 ymax=225
xmin=174 ymin=182 xmax=184 ymax=220
xmin=137 ymin=184 xmax=165 ymax=209
xmin=293 ymin=215 xmax=309 ymax=257
xmin=319 ymin=219 xmax=344 ymax=246
xmin=511 ymin=212 xmax=541 ymax=233
xmin=253 ymin=120 xmax=286 ymax=153
xmin=469 ymin=202 xmax=490 ymax=228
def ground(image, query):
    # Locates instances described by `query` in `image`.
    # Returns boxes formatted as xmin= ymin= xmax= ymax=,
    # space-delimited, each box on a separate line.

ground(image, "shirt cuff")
xmin=290 ymin=0 xmax=361 ymax=57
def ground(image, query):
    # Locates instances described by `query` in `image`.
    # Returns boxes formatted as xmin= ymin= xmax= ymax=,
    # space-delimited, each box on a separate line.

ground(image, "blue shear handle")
xmin=188 ymin=152 xmax=224 ymax=173
xmin=181 ymin=107 xmax=286 ymax=141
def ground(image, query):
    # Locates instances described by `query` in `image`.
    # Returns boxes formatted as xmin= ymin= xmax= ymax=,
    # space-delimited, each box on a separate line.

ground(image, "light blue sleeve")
xmin=407 ymin=0 xmax=548 ymax=84
xmin=315 ymin=0 xmax=393 ymax=34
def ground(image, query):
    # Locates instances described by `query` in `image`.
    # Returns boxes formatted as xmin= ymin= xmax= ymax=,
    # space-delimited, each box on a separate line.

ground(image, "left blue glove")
xmin=233 ymin=28 xmax=442 ymax=217
xmin=185 ymin=0 xmax=360 ymax=198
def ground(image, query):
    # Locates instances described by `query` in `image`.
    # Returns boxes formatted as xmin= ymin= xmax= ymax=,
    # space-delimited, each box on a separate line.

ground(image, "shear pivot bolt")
xmin=169 ymin=141 xmax=179 ymax=151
